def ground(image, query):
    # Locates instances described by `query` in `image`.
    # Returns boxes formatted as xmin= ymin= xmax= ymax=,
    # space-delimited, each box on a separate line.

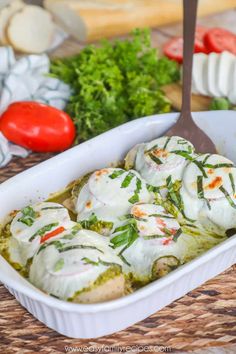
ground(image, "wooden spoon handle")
xmin=181 ymin=0 xmax=198 ymax=116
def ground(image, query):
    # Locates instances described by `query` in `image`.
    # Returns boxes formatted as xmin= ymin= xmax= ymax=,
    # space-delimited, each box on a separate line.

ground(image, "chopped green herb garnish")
xmin=128 ymin=178 xmax=142 ymax=204
xmin=41 ymin=206 xmax=64 ymax=210
xmin=204 ymin=163 xmax=234 ymax=169
xmin=82 ymin=257 xmax=99 ymax=266
xmin=82 ymin=256 xmax=119 ymax=267
xmin=197 ymin=175 xmax=204 ymax=199
xmin=229 ymin=173 xmax=235 ymax=194
xmin=143 ymin=234 xmax=165 ymax=240
xmin=59 ymin=244 xmax=104 ymax=253
xmin=18 ymin=206 xmax=37 ymax=227
xmin=173 ymin=228 xmax=182 ymax=242
xmin=202 ymin=154 xmax=211 ymax=165
xmin=163 ymin=136 xmax=171 ymax=150
xmin=37 ymin=240 xmax=63 ymax=254
xmin=109 ymin=170 xmax=125 ymax=179
xmin=121 ymin=172 xmax=135 ymax=188
xmin=219 ymin=186 xmax=236 ymax=209
xmin=147 ymin=184 xmax=160 ymax=193
xmin=111 ymin=222 xmax=139 ymax=265
xmin=145 ymin=144 xmax=158 ymax=154
xmin=149 ymin=213 xmax=175 ymax=219
xmin=148 ymin=153 xmax=163 ymax=165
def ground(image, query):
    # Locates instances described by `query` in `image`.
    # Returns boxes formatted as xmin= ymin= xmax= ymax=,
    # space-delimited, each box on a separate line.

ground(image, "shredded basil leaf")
xmin=219 ymin=186 xmax=236 ymax=209
xmin=229 ymin=173 xmax=235 ymax=194
xmin=121 ymin=172 xmax=135 ymax=188
xmin=109 ymin=170 xmax=125 ymax=179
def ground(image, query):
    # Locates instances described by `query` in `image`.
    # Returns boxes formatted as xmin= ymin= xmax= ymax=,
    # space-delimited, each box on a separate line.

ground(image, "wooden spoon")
xmin=166 ymin=0 xmax=216 ymax=154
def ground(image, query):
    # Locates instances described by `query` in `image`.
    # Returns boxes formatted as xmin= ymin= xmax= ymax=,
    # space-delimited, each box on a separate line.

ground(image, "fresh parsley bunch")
xmin=50 ymin=29 xmax=180 ymax=141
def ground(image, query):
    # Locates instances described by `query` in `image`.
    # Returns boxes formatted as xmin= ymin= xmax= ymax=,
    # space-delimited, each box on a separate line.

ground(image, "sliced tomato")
xmin=204 ymin=28 xmax=236 ymax=55
xmin=194 ymin=26 xmax=209 ymax=53
xmin=163 ymin=37 xmax=184 ymax=63
xmin=164 ymin=26 xmax=209 ymax=63
xmin=40 ymin=226 xmax=65 ymax=244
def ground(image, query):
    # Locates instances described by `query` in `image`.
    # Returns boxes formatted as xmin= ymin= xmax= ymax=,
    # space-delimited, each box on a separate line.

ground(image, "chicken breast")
xmin=29 ymin=229 xmax=125 ymax=302
xmin=9 ymin=202 xmax=74 ymax=266
xmin=125 ymin=136 xmax=195 ymax=188
xmin=76 ymin=168 xmax=152 ymax=232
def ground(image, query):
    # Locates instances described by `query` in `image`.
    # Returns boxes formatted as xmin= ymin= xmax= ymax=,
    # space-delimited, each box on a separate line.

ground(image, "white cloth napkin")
xmin=0 ymin=46 xmax=71 ymax=168
xmin=0 ymin=132 xmax=29 ymax=167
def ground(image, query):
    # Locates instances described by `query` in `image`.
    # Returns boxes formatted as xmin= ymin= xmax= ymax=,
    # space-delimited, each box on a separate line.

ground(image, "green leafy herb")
xmin=82 ymin=257 xmax=120 ymax=268
xmin=128 ymin=178 xmax=142 ymax=204
xmin=219 ymin=186 xmax=236 ymax=209
xmin=149 ymin=213 xmax=175 ymax=219
xmin=121 ymin=172 xmax=135 ymax=188
xmin=173 ymin=228 xmax=182 ymax=242
xmin=41 ymin=206 xmax=64 ymax=210
xmin=204 ymin=163 xmax=234 ymax=169
xmin=59 ymin=245 xmax=104 ymax=254
xmin=163 ymin=136 xmax=171 ymax=149
xmin=229 ymin=173 xmax=235 ymax=194
xmin=18 ymin=206 xmax=37 ymax=227
xmin=109 ymin=170 xmax=125 ymax=179
xmin=148 ymin=153 xmax=163 ymax=165
xmin=79 ymin=213 xmax=113 ymax=235
xmin=50 ymin=29 xmax=179 ymax=141
xmin=197 ymin=175 xmax=204 ymax=199
xmin=111 ymin=222 xmax=139 ymax=266
xmin=166 ymin=176 xmax=196 ymax=222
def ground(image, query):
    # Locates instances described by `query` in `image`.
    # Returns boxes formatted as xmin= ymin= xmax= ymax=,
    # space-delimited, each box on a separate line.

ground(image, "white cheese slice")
xmin=217 ymin=51 xmax=235 ymax=97
xmin=207 ymin=53 xmax=221 ymax=97
xmin=228 ymin=60 xmax=236 ymax=104
xmin=29 ymin=229 xmax=122 ymax=300
xmin=134 ymin=136 xmax=195 ymax=187
xmin=192 ymin=53 xmax=209 ymax=95
xmin=9 ymin=202 xmax=74 ymax=266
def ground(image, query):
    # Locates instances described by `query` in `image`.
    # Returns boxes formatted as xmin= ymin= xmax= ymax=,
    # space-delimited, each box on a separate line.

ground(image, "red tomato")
xmin=164 ymin=26 xmax=209 ymax=62
xmin=204 ymin=28 xmax=236 ymax=55
xmin=0 ymin=102 xmax=76 ymax=152
xmin=163 ymin=37 xmax=184 ymax=63
xmin=194 ymin=26 xmax=209 ymax=53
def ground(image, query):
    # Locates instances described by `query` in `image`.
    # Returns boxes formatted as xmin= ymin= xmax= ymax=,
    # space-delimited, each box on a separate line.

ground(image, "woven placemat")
xmin=1 ymin=11 xmax=236 ymax=353
xmin=0 ymin=153 xmax=236 ymax=354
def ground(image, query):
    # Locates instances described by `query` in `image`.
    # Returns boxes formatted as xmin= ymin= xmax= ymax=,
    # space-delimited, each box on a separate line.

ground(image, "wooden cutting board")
xmin=163 ymin=83 xmax=212 ymax=112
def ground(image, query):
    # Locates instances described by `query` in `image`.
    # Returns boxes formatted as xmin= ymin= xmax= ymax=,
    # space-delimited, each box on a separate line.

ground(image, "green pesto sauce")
xmin=67 ymin=265 xmax=122 ymax=301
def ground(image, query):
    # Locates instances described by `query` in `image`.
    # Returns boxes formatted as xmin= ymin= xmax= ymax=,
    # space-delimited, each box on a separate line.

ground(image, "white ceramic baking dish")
xmin=0 ymin=111 xmax=236 ymax=339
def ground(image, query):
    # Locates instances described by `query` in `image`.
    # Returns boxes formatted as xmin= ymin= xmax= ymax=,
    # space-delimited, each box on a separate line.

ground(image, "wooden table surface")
xmin=1 ymin=9 xmax=236 ymax=354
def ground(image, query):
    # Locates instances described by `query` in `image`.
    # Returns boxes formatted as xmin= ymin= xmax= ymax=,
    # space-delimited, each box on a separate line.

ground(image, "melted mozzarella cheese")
xmin=29 ymin=229 xmax=122 ymax=300
xmin=9 ymin=202 xmax=74 ymax=266
xmin=180 ymin=154 xmax=236 ymax=230
xmin=76 ymin=168 xmax=151 ymax=226
xmin=133 ymin=136 xmax=195 ymax=187
xmin=111 ymin=203 xmax=187 ymax=280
